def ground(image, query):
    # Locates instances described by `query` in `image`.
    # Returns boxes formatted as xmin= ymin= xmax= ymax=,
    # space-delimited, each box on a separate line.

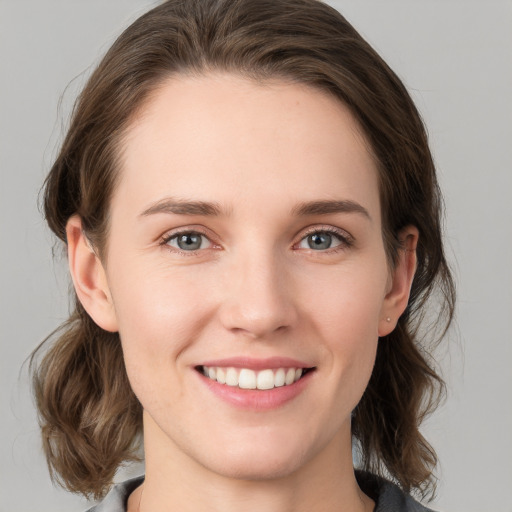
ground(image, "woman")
xmin=32 ymin=0 xmax=455 ymax=510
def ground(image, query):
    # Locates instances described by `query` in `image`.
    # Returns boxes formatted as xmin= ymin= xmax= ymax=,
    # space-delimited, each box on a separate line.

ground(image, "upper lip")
xmin=197 ymin=356 xmax=314 ymax=370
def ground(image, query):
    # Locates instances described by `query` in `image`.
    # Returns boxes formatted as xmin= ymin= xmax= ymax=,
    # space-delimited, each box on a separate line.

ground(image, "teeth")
xmin=216 ymin=367 xmax=226 ymax=384
xmin=274 ymin=368 xmax=286 ymax=387
xmin=201 ymin=366 xmax=307 ymax=390
xmin=285 ymin=368 xmax=296 ymax=385
xmin=226 ymin=367 xmax=238 ymax=386
xmin=239 ymin=369 xmax=256 ymax=389
xmin=257 ymin=369 xmax=274 ymax=390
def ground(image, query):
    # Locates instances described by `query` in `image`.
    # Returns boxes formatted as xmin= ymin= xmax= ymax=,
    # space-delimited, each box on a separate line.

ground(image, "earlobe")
xmin=66 ymin=215 xmax=118 ymax=332
xmin=378 ymin=226 xmax=419 ymax=337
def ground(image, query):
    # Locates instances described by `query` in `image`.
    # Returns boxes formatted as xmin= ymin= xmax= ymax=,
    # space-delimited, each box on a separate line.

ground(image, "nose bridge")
xmin=220 ymin=243 xmax=297 ymax=338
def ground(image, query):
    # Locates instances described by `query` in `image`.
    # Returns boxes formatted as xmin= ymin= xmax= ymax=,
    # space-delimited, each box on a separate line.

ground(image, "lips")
xmin=199 ymin=366 xmax=307 ymax=390
xmin=194 ymin=357 xmax=316 ymax=404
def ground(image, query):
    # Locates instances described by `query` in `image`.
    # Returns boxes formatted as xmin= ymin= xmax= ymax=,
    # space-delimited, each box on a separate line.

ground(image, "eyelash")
xmin=160 ymin=228 xmax=215 ymax=257
xmin=295 ymin=226 xmax=354 ymax=253
xmin=159 ymin=226 xmax=354 ymax=256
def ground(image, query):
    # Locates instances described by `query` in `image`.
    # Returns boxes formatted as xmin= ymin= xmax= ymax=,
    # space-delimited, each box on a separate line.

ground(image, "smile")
xmin=198 ymin=366 xmax=313 ymax=390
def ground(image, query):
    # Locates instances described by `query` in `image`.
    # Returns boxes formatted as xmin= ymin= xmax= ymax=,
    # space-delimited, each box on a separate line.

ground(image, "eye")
xmin=296 ymin=229 xmax=351 ymax=251
xmin=164 ymin=231 xmax=212 ymax=251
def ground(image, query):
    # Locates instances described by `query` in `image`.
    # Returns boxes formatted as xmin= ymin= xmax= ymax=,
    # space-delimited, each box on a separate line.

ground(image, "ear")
xmin=378 ymin=226 xmax=419 ymax=337
xmin=66 ymin=215 xmax=118 ymax=332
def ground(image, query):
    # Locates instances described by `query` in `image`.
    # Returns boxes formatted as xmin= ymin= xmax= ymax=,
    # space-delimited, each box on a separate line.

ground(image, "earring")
xmin=386 ymin=317 xmax=391 ymax=322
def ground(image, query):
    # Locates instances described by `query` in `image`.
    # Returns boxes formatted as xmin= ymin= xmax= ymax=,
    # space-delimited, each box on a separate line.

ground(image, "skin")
xmin=66 ymin=73 xmax=418 ymax=512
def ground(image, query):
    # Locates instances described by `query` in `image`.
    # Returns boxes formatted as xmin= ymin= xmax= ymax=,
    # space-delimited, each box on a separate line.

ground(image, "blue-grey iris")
xmin=308 ymin=233 xmax=332 ymax=250
xmin=177 ymin=233 xmax=203 ymax=250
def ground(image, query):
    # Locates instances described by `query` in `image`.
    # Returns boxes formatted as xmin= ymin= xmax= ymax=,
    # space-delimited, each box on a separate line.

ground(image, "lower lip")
xmin=197 ymin=370 xmax=314 ymax=410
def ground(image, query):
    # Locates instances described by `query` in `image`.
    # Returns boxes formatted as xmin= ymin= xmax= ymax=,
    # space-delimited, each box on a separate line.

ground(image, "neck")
xmin=132 ymin=414 xmax=373 ymax=512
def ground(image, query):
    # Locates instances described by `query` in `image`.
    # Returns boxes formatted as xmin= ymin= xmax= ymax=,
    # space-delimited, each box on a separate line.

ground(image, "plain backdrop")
xmin=1 ymin=1 xmax=511 ymax=511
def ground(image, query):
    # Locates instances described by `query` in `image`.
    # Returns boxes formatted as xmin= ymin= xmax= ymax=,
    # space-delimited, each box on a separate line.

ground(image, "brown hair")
xmin=32 ymin=0 xmax=455 ymax=501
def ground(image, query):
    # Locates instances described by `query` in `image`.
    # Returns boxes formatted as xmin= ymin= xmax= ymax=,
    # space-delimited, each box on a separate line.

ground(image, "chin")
xmin=205 ymin=449 xmax=307 ymax=482
xmin=195 ymin=428 xmax=317 ymax=481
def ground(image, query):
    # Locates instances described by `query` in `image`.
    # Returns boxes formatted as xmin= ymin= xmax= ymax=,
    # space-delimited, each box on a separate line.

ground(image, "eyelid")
xmin=159 ymin=226 xmax=221 ymax=255
xmin=294 ymin=225 xmax=355 ymax=251
xmin=157 ymin=224 xmax=354 ymax=256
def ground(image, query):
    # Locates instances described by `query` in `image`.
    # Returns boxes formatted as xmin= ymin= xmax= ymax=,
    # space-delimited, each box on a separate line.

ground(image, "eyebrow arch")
xmin=291 ymin=199 xmax=371 ymax=220
xmin=140 ymin=198 xmax=224 ymax=217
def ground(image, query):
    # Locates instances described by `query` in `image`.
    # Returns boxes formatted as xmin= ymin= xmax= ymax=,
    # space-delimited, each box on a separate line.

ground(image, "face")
xmin=71 ymin=73 xmax=412 ymax=481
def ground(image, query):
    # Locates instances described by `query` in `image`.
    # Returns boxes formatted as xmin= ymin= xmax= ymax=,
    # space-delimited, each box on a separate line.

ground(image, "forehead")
xmin=114 ymin=72 xmax=380 ymax=220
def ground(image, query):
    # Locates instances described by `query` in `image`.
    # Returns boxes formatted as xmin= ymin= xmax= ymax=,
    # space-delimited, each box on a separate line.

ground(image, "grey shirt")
xmin=86 ymin=472 xmax=436 ymax=512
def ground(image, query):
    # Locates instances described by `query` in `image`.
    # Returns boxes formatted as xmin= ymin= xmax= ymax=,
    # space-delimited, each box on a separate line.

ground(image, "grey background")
xmin=1 ymin=1 xmax=511 ymax=511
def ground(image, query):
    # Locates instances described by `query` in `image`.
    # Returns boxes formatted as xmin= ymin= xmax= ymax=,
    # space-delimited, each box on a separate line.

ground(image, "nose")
xmin=219 ymin=251 xmax=298 ymax=339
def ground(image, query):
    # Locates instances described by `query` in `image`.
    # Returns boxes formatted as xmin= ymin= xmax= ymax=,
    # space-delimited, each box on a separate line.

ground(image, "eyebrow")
xmin=291 ymin=199 xmax=371 ymax=220
xmin=140 ymin=198 xmax=224 ymax=217
xmin=140 ymin=197 xmax=370 ymax=220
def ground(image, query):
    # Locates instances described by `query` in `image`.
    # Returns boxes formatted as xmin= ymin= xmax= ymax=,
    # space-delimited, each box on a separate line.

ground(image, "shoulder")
xmin=356 ymin=471 xmax=437 ymax=512
xmin=85 ymin=476 xmax=144 ymax=512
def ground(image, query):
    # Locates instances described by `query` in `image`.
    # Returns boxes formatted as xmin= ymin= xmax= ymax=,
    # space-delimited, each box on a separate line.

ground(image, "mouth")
xmin=195 ymin=365 xmax=316 ymax=390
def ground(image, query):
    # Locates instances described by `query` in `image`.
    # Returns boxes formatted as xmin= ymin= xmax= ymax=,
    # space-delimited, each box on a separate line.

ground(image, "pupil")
xmin=308 ymin=233 xmax=331 ymax=250
xmin=178 ymin=233 xmax=201 ymax=250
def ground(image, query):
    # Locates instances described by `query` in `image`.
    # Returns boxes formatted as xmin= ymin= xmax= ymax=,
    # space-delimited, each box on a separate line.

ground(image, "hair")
xmin=31 ymin=0 xmax=455 ymax=501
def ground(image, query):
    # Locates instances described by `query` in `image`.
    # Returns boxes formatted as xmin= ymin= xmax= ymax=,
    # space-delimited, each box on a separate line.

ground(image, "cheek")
xmin=304 ymin=263 xmax=386 ymax=390
xmin=107 ymin=262 xmax=212 ymax=390
xmin=306 ymin=261 xmax=387 ymax=339
xmin=111 ymin=257 xmax=208 ymax=334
